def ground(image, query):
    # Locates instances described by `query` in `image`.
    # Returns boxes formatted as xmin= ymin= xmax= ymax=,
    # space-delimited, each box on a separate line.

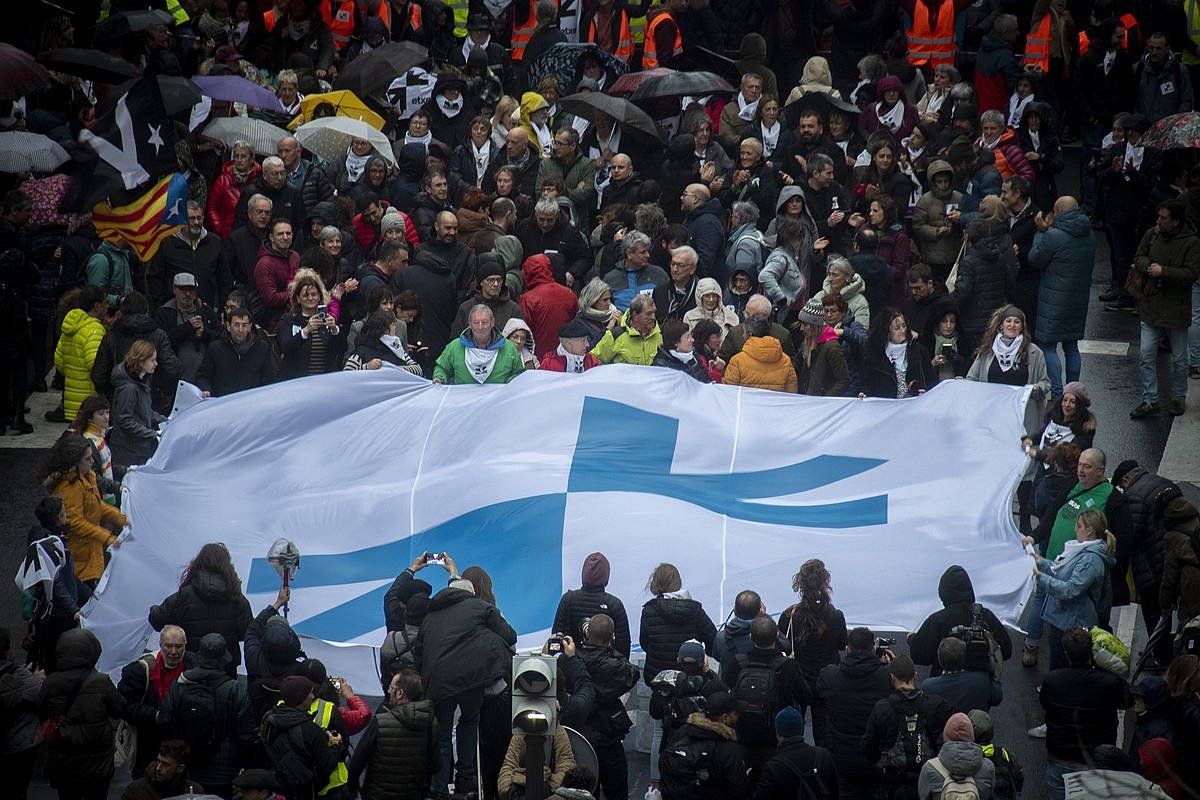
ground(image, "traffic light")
xmin=511 ymin=654 xmax=557 ymax=735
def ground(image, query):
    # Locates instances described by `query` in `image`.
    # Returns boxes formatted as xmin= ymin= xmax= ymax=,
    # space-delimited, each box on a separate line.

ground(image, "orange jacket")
xmin=722 ymin=336 xmax=798 ymax=392
xmin=53 ymin=471 xmax=127 ymax=583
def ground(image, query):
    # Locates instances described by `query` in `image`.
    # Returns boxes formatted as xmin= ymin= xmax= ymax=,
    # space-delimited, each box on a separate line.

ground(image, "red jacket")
xmin=253 ymin=244 xmax=300 ymax=330
xmin=539 ymin=351 xmax=602 ymax=372
xmin=518 ymin=255 xmax=578 ymax=358
xmin=336 ymin=693 xmax=372 ymax=735
xmin=206 ymin=161 xmax=261 ymax=240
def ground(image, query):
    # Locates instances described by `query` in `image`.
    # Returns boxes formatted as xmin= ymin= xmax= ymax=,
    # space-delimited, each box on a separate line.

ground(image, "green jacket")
xmin=591 ymin=312 xmax=662 ymax=365
xmin=85 ymin=241 xmax=134 ymax=308
xmin=1133 ymin=223 xmax=1200 ymax=328
xmin=433 ymin=328 xmax=525 ymax=384
xmin=536 ymin=153 xmax=596 ymax=214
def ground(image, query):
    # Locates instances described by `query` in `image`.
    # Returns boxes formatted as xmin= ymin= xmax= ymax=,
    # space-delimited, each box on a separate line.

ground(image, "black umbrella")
xmin=93 ymin=9 xmax=174 ymax=44
xmin=560 ymin=93 xmax=662 ymax=141
xmin=527 ymin=43 xmax=627 ymax=92
xmin=39 ymin=48 xmax=138 ymax=84
xmin=0 ymin=43 xmax=51 ymax=101
xmin=629 ymin=71 xmax=735 ymax=103
xmin=97 ymin=75 xmax=202 ymax=119
xmin=335 ymin=41 xmax=429 ymax=103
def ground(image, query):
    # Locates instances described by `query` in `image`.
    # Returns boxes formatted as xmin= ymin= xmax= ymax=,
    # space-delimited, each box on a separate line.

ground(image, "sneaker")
xmin=1170 ymin=398 xmax=1186 ymax=416
xmin=645 ymin=787 xmax=663 ymax=800
xmin=1104 ymin=301 xmax=1136 ymax=313
xmin=1131 ymin=402 xmax=1160 ymax=419
xmin=9 ymin=421 xmax=33 ymax=435
xmin=1098 ymin=287 xmax=1121 ymax=302
xmin=1190 ymin=366 xmax=1200 ymax=379
xmin=1028 ymin=724 xmax=1047 ymax=738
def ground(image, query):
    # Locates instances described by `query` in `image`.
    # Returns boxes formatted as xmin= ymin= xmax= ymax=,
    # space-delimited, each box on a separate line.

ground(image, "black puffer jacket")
xmin=651 ymin=347 xmax=713 ymax=382
xmin=37 ymin=629 xmax=126 ymax=785
xmin=906 ymin=565 xmax=1013 ymax=676
xmin=575 ymin=643 xmax=640 ymax=747
xmin=159 ymin=666 xmax=256 ymax=786
xmin=117 ymin=651 xmax=196 ymax=775
xmin=1121 ymin=468 xmax=1182 ymax=593
xmin=149 ymin=569 xmax=253 ymax=670
xmin=953 ymin=220 xmax=1019 ymax=338
xmin=553 ymin=587 xmax=632 ymax=659
xmin=349 ymin=699 xmax=439 ymax=800
xmin=639 ymin=593 xmax=718 ymax=685
xmin=414 ymin=587 xmax=517 ymax=702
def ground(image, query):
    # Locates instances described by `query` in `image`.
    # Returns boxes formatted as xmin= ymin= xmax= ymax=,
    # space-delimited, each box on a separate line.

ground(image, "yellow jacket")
xmin=55 ymin=308 xmax=107 ymax=418
xmin=52 ymin=471 xmax=127 ymax=583
xmin=591 ymin=313 xmax=663 ymax=365
xmin=723 ymin=336 xmax=798 ymax=392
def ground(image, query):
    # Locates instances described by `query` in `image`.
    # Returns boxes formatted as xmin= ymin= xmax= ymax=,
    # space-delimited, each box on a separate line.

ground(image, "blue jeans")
xmin=1026 ymin=582 xmax=1047 ymax=648
xmin=1040 ymin=339 xmax=1081 ymax=398
xmin=1139 ymin=323 xmax=1190 ymax=404
xmin=1045 ymin=759 xmax=1088 ymax=800
xmin=1190 ymin=282 xmax=1200 ymax=368
xmin=432 ymin=686 xmax=484 ymax=797
xmin=1046 ymin=624 xmax=1068 ymax=671
xmin=650 ymin=718 xmax=663 ymax=781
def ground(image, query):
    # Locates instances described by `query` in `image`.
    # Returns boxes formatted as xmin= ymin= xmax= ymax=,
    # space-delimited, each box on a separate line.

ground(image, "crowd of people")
xmin=4 ymin=0 xmax=1200 ymax=798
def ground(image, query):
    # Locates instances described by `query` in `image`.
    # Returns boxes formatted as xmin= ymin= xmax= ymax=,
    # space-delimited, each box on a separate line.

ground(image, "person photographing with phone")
xmin=261 ymin=675 xmax=346 ymax=800
xmin=277 ymin=269 xmax=347 ymax=380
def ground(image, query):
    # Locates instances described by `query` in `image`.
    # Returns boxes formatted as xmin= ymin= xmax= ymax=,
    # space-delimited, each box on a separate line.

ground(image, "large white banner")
xmin=85 ymin=368 xmax=1034 ymax=688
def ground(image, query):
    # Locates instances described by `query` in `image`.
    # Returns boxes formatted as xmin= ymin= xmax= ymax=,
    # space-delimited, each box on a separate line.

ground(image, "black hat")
xmin=234 ymin=769 xmax=279 ymax=791
xmin=475 ymin=252 xmax=506 ymax=282
xmin=558 ymin=318 xmax=592 ymax=339
xmin=1111 ymin=459 xmax=1139 ymax=485
xmin=433 ymin=71 xmax=467 ymax=96
xmin=466 ymin=11 xmax=493 ymax=31
xmin=1124 ymin=113 xmax=1151 ymax=133
xmin=195 ymin=633 xmax=231 ymax=669
xmin=952 ymin=102 xmax=978 ymax=122
xmin=705 ymin=690 xmax=737 ymax=717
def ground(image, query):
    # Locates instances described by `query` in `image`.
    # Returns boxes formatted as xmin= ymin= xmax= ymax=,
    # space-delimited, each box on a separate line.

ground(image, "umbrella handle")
xmin=282 ymin=570 xmax=290 ymax=619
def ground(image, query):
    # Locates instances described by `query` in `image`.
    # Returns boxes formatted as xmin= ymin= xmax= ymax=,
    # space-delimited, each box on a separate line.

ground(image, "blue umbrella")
xmin=193 ymin=75 xmax=285 ymax=113
xmin=527 ymin=43 xmax=627 ymax=92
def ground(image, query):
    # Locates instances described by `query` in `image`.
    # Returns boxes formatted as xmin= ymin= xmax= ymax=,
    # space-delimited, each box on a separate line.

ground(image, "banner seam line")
xmin=409 ymin=388 xmax=451 ymax=549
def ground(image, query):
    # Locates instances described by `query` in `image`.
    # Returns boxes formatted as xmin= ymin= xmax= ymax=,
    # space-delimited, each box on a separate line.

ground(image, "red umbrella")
xmin=607 ymin=68 xmax=674 ymax=97
xmin=0 ymin=44 xmax=51 ymax=101
xmin=1142 ymin=111 xmax=1200 ymax=150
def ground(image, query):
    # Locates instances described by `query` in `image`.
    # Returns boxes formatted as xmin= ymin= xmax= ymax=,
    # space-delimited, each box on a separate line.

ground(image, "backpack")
xmin=379 ymin=627 xmax=416 ymax=691
xmin=948 ymin=604 xmax=1003 ymax=677
xmin=171 ymin=677 xmax=223 ymax=762
xmin=781 ymin=745 xmax=834 ymax=800
xmin=877 ymin=706 xmax=935 ymax=777
xmin=659 ymin=732 xmax=715 ymax=799
xmin=731 ymin=652 xmax=784 ymax=732
xmin=76 ymin=248 xmax=114 ymax=291
xmin=265 ymin=722 xmax=316 ymax=789
xmin=929 ymin=757 xmax=980 ymax=800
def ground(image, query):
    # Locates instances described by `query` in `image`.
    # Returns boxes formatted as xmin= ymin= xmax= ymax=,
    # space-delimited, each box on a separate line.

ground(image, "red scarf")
xmin=150 ymin=653 xmax=186 ymax=702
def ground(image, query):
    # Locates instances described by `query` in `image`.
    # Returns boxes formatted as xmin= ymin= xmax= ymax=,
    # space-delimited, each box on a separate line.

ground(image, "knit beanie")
xmin=943 ymin=712 xmax=975 ymax=743
xmin=967 ymin=709 xmax=993 ymax=743
xmin=380 ymin=211 xmax=407 ymax=236
xmin=774 ymin=706 xmax=805 ymax=740
xmin=280 ymin=675 xmax=315 ymax=707
xmin=1062 ymin=381 xmax=1091 ymax=406
xmin=581 ymin=552 xmax=610 ymax=588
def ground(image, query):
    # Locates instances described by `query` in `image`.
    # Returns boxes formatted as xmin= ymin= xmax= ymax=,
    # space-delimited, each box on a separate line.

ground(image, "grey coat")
xmin=966 ymin=343 xmax=1050 ymax=436
xmin=917 ymin=740 xmax=996 ymax=799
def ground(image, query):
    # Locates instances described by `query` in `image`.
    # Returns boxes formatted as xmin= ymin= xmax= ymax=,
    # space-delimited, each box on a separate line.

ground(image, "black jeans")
xmin=0 ymin=746 xmax=38 ymax=800
xmin=0 ymin=352 xmax=29 ymax=425
xmin=594 ymin=740 xmax=629 ymax=800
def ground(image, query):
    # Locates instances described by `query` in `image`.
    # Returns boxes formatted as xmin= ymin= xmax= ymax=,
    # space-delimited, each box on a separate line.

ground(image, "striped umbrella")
xmin=202 ymin=116 xmax=291 ymax=157
xmin=0 ymin=131 xmax=70 ymax=174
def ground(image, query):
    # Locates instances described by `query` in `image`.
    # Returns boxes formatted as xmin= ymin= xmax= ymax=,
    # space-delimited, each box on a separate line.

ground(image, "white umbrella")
xmin=294 ymin=116 xmax=396 ymax=169
xmin=201 ymin=116 xmax=290 ymax=158
xmin=0 ymin=131 xmax=69 ymax=173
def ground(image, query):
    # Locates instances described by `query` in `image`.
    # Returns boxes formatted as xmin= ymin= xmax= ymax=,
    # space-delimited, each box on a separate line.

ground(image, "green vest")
xmin=1046 ymin=481 xmax=1114 ymax=560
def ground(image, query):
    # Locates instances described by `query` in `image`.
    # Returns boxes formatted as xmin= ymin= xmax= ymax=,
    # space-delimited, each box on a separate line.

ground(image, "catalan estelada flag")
xmin=92 ymin=173 xmax=189 ymax=262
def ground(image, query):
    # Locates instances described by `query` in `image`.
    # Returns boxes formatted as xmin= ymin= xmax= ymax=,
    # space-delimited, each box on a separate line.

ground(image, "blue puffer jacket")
xmin=1038 ymin=539 xmax=1114 ymax=632
xmin=1029 ymin=207 xmax=1096 ymax=344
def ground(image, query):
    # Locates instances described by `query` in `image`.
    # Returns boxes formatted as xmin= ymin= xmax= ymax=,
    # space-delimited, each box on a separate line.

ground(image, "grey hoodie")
xmin=917 ymin=740 xmax=995 ymax=799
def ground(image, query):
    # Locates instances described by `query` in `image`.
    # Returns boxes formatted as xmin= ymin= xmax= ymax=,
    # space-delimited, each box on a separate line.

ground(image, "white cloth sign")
xmin=387 ymin=67 xmax=435 ymax=120
xmin=84 ymin=369 xmax=1034 ymax=688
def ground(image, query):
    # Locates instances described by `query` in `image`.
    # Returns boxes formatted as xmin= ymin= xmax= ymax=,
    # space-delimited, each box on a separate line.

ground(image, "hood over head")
xmin=695 ymin=277 xmax=722 ymax=302
xmin=1020 ymin=100 xmax=1057 ymax=134
xmin=926 ymin=159 xmax=954 ymax=183
xmin=521 ymin=253 xmax=555 ymax=288
xmin=799 ymin=56 xmax=834 ymax=93
xmin=938 ymin=565 xmax=975 ymax=606
xmin=494 ymin=235 xmax=524 ymax=271
xmin=264 ymin=615 xmax=303 ymax=665
xmin=738 ymin=33 xmax=767 ymax=62
xmin=397 ymin=142 xmax=428 ymax=180
xmin=582 ymin=552 xmax=610 ymax=588
xmin=56 ymin=627 xmax=102 ymax=671
xmin=306 ymin=200 xmax=343 ymax=228
xmin=775 ymin=184 xmax=809 ymax=216
xmin=742 ymin=334 xmax=785 ymax=363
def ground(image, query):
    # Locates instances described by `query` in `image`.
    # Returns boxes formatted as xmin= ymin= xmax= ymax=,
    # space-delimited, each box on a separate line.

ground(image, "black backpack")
xmin=731 ymin=653 xmax=784 ymax=736
xmin=877 ymin=704 xmax=935 ymax=778
xmin=660 ymin=731 xmax=716 ymax=800
xmin=781 ymin=745 xmax=835 ymax=800
xmin=265 ymin=723 xmax=316 ymax=789
xmin=171 ymin=677 xmax=223 ymax=762
xmin=379 ymin=627 xmax=416 ymax=693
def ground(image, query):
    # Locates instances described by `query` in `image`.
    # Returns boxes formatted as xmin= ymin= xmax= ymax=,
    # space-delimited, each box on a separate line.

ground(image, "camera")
xmin=875 ymin=636 xmax=896 ymax=657
xmin=546 ymin=633 xmax=564 ymax=655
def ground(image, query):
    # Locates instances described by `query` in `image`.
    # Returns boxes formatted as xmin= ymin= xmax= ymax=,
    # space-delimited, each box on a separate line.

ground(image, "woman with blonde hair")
xmin=1029 ymin=508 xmax=1116 ymax=669
xmin=277 ymin=268 xmax=346 ymax=379
xmin=490 ymin=95 xmax=520 ymax=149
xmin=109 ymin=340 xmax=165 ymax=468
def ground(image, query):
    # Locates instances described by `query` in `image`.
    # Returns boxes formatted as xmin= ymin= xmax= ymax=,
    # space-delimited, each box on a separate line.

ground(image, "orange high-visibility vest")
xmin=320 ymin=0 xmax=356 ymax=49
xmin=263 ymin=8 xmax=277 ymax=31
xmin=1078 ymin=12 xmax=1140 ymax=56
xmin=409 ymin=2 xmax=422 ymax=29
xmin=906 ymin=0 xmax=955 ymax=69
xmin=511 ymin=0 xmax=541 ymax=61
xmin=587 ymin=8 xmax=634 ymax=63
xmin=642 ymin=12 xmax=681 ymax=69
xmin=1024 ymin=13 xmax=1051 ymax=72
